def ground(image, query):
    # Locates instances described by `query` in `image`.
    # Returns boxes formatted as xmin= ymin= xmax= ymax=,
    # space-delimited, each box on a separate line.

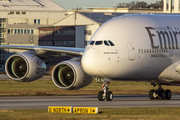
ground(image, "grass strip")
xmin=0 ymin=108 xmax=180 ymax=120
xmin=0 ymin=79 xmax=180 ymax=96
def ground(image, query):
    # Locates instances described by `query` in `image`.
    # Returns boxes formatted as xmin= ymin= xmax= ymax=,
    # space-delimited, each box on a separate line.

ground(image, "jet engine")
xmin=52 ymin=60 xmax=93 ymax=90
xmin=5 ymin=53 xmax=46 ymax=82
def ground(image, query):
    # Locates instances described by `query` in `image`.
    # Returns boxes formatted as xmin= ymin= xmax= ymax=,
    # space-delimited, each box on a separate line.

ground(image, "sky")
xmin=52 ymin=0 xmax=159 ymax=10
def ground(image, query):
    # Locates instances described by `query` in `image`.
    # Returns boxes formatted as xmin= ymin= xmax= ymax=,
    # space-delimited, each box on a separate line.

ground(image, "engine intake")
xmin=5 ymin=53 xmax=46 ymax=82
xmin=52 ymin=60 xmax=92 ymax=90
xmin=9 ymin=56 xmax=27 ymax=78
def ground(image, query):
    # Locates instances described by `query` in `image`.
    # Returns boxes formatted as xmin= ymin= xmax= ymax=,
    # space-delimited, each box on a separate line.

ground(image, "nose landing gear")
xmin=149 ymin=84 xmax=171 ymax=100
xmin=97 ymin=78 xmax=113 ymax=101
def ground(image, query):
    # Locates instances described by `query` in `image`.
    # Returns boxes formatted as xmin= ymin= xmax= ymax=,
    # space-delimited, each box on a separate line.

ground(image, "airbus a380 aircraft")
xmin=0 ymin=14 xmax=180 ymax=101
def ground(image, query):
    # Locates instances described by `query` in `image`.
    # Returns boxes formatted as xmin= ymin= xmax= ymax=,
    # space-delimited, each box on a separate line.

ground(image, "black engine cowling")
xmin=52 ymin=60 xmax=93 ymax=90
xmin=5 ymin=53 xmax=46 ymax=82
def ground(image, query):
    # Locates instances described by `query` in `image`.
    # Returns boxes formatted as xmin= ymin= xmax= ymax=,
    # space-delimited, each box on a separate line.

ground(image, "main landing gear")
xmin=97 ymin=78 xmax=113 ymax=101
xmin=149 ymin=84 xmax=172 ymax=100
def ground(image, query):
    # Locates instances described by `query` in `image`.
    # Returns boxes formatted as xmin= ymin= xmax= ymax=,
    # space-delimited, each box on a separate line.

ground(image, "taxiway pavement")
xmin=0 ymin=95 xmax=180 ymax=110
xmin=1 ymin=74 xmax=180 ymax=110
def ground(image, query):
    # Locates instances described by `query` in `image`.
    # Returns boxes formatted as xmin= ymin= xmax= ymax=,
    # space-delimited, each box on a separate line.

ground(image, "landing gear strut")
xmin=149 ymin=84 xmax=171 ymax=100
xmin=97 ymin=78 xmax=113 ymax=101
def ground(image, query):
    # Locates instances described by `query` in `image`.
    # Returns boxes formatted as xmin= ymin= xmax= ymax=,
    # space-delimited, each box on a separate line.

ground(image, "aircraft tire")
xmin=165 ymin=89 xmax=171 ymax=100
xmin=98 ymin=91 xmax=105 ymax=101
xmin=149 ymin=89 xmax=156 ymax=100
xmin=157 ymin=89 xmax=165 ymax=100
xmin=106 ymin=91 xmax=113 ymax=101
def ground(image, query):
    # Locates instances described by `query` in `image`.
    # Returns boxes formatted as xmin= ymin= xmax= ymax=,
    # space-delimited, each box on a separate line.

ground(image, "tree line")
xmin=116 ymin=0 xmax=163 ymax=9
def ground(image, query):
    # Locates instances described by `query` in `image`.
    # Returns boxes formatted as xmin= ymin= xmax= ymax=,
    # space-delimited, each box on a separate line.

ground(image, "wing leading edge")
xmin=0 ymin=45 xmax=84 ymax=56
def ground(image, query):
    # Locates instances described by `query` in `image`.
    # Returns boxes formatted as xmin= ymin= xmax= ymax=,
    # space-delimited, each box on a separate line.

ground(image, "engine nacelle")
xmin=5 ymin=53 xmax=46 ymax=82
xmin=52 ymin=60 xmax=93 ymax=90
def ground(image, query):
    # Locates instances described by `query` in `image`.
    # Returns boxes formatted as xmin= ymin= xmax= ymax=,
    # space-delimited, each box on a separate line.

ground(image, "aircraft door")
xmin=127 ymin=42 xmax=135 ymax=60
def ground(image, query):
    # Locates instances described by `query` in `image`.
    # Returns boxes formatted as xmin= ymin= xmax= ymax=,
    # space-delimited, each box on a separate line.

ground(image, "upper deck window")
xmin=95 ymin=41 xmax=103 ymax=45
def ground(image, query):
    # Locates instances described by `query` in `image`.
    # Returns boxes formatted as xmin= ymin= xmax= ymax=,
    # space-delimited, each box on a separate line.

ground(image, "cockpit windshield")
xmin=108 ymin=40 xmax=115 ymax=46
xmin=90 ymin=41 xmax=95 ymax=45
xmin=104 ymin=41 xmax=110 ymax=46
xmin=95 ymin=41 xmax=103 ymax=45
xmin=89 ymin=40 xmax=115 ymax=46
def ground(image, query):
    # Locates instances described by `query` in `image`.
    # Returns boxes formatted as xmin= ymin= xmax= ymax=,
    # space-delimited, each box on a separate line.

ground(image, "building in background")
xmin=67 ymin=7 xmax=164 ymax=14
xmin=0 ymin=0 xmax=67 ymax=68
xmin=83 ymin=7 xmax=163 ymax=13
xmin=163 ymin=0 xmax=179 ymax=13
xmin=39 ymin=26 xmax=76 ymax=47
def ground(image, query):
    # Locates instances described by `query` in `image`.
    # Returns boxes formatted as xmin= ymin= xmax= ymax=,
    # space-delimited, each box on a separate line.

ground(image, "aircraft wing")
xmin=0 ymin=45 xmax=84 ymax=56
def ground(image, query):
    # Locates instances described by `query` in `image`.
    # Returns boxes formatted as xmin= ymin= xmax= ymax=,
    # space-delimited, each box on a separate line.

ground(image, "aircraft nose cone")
xmin=81 ymin=48 xmax=101 ymax=76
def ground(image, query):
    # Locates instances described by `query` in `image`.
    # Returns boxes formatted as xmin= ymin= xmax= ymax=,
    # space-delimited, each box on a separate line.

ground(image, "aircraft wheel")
xmin=165 ymin=89 xmax=171 ymax=100
xmin=157 ymin=89 xmax=165 ymax=100
xmin=149 ymin=89 xmax=156 ymax=100
xmin=106 ymin=91 xmax=113 ymax=101
xmin=98 ymin=91 xmax=105 ymax=101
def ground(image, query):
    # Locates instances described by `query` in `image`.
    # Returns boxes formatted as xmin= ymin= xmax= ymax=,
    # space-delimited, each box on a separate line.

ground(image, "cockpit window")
xmin=90 ymin=40 xmax=115 ymax=46
xmin=104 ymin=41 xmax=110 ymax=46
xmin=108 ymin=40 xmax=115 ymax=46
xmin=90 ymin=41 xmax=95 ymax=45
xmin=95 ymin=41 xmax=103 ymax=45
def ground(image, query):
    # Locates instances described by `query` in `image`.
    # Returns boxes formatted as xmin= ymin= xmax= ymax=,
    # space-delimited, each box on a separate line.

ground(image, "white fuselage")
xmin=81 ymin=14 xmax=180 ymax=82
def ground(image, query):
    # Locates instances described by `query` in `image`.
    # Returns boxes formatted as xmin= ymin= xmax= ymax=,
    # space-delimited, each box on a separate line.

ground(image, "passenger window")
xmin=152 ymin=49 xmax=154 ymax=53
xmin=90 ymin=41 xmax=95 ymax=45
xmin=108 ymin=40 xmax=115 ymax=46
xmin=144 ymin=49 xmax=146 ymax=53
xmin=95 ymin=41 xmax=103 ymax=45
xmin=104 ymin=41 xmax=110 ymax=46
xmin=147 ymin=49 xmax=149 ymax=53
xmin=149 ymin=49 xmax=151 ymax=53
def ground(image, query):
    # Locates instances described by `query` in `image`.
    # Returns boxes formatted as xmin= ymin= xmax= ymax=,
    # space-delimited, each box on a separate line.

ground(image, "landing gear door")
xmin=127 ymin=42 xmax=135 ymax=61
